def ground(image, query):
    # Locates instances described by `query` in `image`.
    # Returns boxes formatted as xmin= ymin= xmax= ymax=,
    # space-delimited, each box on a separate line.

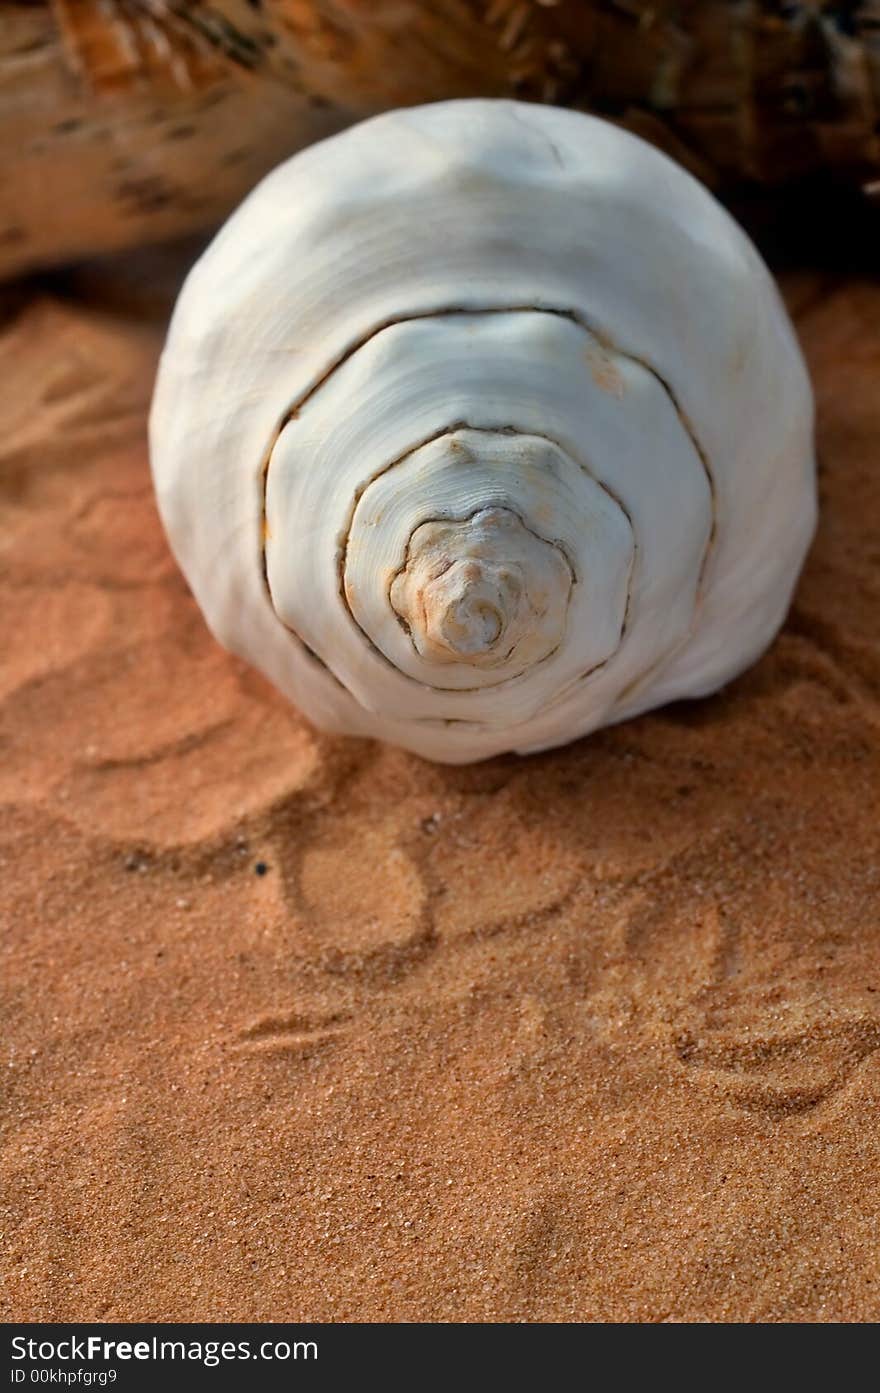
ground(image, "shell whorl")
xmin=388 ymin=506 xmax=573 ymax=669
xmin=150 ymin=100 xmax=816 ymax=763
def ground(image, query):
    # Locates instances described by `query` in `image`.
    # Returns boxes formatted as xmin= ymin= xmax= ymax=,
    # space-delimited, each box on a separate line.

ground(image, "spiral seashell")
xmin=150 ymin=99 xmax=816 ymax=764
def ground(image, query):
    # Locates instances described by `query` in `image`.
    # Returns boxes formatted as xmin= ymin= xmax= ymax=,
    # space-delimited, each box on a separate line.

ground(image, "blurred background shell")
xmin=2 ymin=0 xmax=879 ymax=282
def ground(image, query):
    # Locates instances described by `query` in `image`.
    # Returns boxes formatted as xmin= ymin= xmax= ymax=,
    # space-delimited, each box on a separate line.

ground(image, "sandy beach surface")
xmin=1 ymin=261 xmax=878 ymax=1322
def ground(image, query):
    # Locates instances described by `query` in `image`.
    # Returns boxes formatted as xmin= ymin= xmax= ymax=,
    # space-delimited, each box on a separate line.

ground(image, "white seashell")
xmin=150 ymin=99 xmax=816 ymax=764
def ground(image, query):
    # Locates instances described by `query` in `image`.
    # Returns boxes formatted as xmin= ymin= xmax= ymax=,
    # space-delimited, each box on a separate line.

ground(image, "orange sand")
xmin=1 ymin=265 xmax=879 ymax=1322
